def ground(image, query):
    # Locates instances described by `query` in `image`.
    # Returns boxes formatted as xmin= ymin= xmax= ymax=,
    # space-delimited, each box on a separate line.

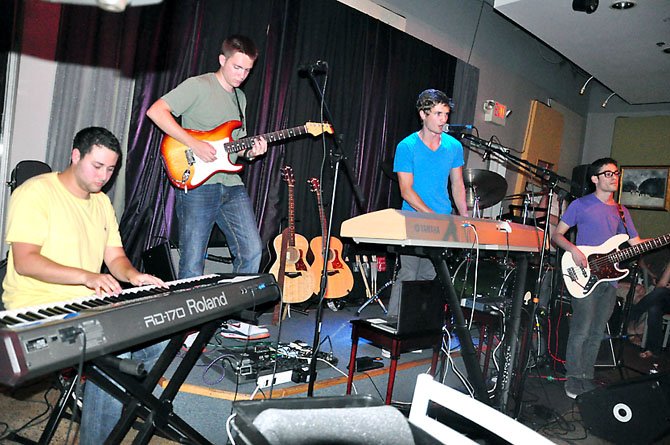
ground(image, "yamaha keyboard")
xmin=0 ymin=273 xmax=279 ymax=387
xmin=340 ymin=209 xmax=543 ymax=252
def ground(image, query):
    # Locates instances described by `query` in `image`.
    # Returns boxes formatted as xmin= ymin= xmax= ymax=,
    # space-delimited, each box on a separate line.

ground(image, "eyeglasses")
xmin=595 ymin=170 xmax=620 ymax=178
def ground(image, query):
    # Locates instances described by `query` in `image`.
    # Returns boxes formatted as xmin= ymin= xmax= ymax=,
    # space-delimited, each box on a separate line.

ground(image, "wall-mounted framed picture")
xmin=618 ymin=166 xmax=670 ymax=211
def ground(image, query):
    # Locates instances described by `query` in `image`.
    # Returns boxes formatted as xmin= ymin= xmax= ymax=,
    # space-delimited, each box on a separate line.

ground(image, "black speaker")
xmin=142 ymin=242 xmax=233 ymax=281
xmin=571 ymin=164 xmax=595 ymax=198
xmin=577 ymin=373 xmax=670 ymax=444
xmin=548 ymin=297 xmax=619 ymax=370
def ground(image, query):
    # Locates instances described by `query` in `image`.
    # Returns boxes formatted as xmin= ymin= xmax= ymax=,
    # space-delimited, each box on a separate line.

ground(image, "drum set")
xmin=451 ymin=168 xmax=556 ymax=310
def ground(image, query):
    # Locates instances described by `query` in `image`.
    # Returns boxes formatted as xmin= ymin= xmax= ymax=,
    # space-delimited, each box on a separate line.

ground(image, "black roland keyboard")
xmin=0 ymin=273 xmax=279 ymax=387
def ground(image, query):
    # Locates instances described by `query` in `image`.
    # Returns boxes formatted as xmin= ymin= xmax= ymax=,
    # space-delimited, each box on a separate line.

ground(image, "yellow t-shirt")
xmin=2 ymin=172 xmax=123 ymax=309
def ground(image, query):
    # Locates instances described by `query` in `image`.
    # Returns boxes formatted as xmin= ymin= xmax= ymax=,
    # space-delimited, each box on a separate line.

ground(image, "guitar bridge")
xmin=185 ymin=149 xmax=196 ymax=165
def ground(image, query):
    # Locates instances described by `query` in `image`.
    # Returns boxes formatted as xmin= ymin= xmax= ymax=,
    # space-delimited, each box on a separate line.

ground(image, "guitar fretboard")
xmin=608 ymin=233 xmax=670 ymax=263
xmin=224 ymin=125 xmax=309 ymax=153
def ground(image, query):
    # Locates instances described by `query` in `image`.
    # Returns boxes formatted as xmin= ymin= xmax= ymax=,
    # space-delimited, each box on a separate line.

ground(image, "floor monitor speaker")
xmin=142 ymin=243 xmax=233 ymax=281
xmin=577 ymin=373 xmax=670 ymax=444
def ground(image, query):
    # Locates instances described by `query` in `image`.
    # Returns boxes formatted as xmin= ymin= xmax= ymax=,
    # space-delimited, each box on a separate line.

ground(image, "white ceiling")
xmin=493 ymin=0 xmax=670 ymax=105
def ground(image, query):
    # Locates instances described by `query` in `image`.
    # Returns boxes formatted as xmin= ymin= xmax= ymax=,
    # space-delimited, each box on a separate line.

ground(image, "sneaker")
xmin=564 ymin=377 xmax=582 ymax=399
xmin=381 ymin=348 xmax=390 ymax=359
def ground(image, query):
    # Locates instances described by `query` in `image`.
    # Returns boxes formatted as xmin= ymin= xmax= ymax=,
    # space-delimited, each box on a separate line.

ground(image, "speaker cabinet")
xmin=571 ymin=164 xmax=594 ymax=198
xmin=577 ymin=373 xmax=670 ymax=444
xmin=142 ymin=243 xmax=233 ymax=281
xmin=548 ymin=298 xmax=618 ymax=370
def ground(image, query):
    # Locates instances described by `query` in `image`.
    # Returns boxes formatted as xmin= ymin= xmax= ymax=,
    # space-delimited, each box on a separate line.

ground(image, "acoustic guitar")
xmin=269 ymin=166 xmax=315 ymax=303
xmin=160 ymin=121 xmax=333 ymax=190
xmin=562 ymin=232 xmax=670 ymax=298
xmin=307 ymin=178 xmax=354 ymax=298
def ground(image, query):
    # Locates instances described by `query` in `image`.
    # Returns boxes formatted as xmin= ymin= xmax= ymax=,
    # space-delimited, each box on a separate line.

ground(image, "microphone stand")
xmin=459 ymin=134 xmax=571 ymax=414
xmin=301 ymin=66 xmax=366 ymax=397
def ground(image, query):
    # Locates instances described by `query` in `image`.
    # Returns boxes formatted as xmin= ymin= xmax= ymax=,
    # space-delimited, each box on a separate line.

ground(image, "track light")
xmin=610 ymin=1 xmax=636 ymax=10
xmin=572 ymin=0 xmax=599 ymax=14
xmin=579 ymin=76 xmax=594 ymax=95
xmin=601 ymin=93 xmax=617 ymax=108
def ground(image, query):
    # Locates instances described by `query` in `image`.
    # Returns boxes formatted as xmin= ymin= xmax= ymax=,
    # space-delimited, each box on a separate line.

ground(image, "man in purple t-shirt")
xmin=552 ymin=157 xmax=642 ymax=399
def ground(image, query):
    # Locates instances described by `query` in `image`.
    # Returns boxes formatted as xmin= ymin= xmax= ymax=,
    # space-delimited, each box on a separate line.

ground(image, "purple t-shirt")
xmin=560 ymin=193 xmax=638 ymax=246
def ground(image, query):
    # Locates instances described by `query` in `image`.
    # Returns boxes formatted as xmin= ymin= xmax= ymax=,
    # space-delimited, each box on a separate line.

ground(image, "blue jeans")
xmin=388 ymin=255 xmax=436 ymax=317
xmin=175 ymin=183 xmax=262 ymax=278
xmin=79 ymin=341 xmax=166 ymax=444
xmin=565 ymin=283 xmax=617 ymax=379
xmin=631 ymin=287 xmax=670 ymax=353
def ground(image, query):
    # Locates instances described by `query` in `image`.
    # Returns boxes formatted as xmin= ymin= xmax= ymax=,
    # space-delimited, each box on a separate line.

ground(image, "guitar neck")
xmin=609 ymin=233 xmax=670 ymax=263
xmin=287 ymin=183 xmax=296 ymax=246
xmin=224 ymin=125 xmax=308 ymax=154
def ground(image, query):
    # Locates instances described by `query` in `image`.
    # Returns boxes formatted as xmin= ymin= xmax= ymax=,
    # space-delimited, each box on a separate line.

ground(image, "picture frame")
xmin=618 ymin=165 xmax=670 ymax=211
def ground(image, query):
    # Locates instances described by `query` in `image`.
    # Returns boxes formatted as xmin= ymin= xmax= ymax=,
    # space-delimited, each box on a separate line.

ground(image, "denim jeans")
xmin=565 ymin=283 xmax=617 ymax=379
xmin=631 ymin=287 xmax=670 ymax=353
xmin=387 ymin=255 xmax=436 ymax=317
xmin=175 ymin=183 xmax=262 ymax=278
xmin=79 ymin=341 xmax=166 ymax=444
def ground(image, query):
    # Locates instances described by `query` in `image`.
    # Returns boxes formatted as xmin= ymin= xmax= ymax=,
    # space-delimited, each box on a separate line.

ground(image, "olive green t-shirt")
xmin=162 ymin=72 xmax=248 ymax=186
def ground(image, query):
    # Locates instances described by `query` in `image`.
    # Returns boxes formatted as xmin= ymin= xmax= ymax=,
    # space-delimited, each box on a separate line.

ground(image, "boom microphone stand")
xmin=458 ymin=134 xmax=576 ymax=413
xmin=299 ymin=62 xmax=366 ymax=397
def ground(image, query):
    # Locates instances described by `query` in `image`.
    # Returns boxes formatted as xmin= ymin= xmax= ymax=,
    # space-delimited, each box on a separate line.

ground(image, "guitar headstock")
xmin=304 ymin=122 xmax=334 ymax=137
xmin=307 ymin=177 xmax=320 ymax=193
xmin=280 ymin=165 xmax=295 ymax=185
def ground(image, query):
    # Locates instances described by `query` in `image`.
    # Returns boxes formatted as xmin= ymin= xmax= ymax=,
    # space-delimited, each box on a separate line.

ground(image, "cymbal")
xmin=508 ymin=204 xmax=548 ymax=212
xmin=504 ymin=190 xmax=549 ymax=200
xmin=463 ymin=169 xmax=507 ymax=210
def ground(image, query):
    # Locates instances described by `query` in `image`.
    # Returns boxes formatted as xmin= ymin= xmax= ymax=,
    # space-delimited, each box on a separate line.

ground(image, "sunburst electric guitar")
xmin=562 ymin=232 xmax=670 ymax=298
xmin=307 ymin=178 xmax=354 ymax=298
xmin=160 ymin=121 xmax=333 ymax=190
xmin=269 ymin=166 xmax=315 ymax=304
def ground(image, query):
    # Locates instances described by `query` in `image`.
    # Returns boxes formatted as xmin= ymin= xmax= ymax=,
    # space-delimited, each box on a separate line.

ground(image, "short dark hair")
xmin=72 ymin=127 xmax=121 ymax=158
xmin=221 ymin=35 xmax=259 ymax=60
xmin=416 ymin=89 xmax=454 ymax=113
xmin=589 ymin=157 xmax=618 ymax=177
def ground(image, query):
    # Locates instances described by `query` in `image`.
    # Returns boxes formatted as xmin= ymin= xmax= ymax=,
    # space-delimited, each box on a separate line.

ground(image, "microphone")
xmin=97 ymin=356 xmax=146 ymax=377
xmin=443 ymin=124 xmax=473 ymax=133
xmin=204 ymin=253 xmax=233 ymax=264
xmin=298 ymin=60 xmax=328 ymax=73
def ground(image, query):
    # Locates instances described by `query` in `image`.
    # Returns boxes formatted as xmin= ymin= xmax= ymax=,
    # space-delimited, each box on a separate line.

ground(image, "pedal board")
xmin=214 ymin=341 xmax=337 ymax=386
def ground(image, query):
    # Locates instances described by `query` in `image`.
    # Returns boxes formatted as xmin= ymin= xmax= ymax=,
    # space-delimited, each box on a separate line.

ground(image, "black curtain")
xmin=53 ymin=0 xmax=476 ymax=267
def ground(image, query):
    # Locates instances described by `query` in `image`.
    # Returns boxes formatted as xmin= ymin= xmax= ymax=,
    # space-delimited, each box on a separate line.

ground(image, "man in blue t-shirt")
xmin=387 ymin=89 xmax=468 ymax=319
xmin=553 ymin=157 xmax=642 ymax=399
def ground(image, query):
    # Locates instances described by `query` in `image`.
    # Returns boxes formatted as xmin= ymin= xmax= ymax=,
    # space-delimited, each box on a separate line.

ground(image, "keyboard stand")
xmin=87 ymin=320 xmax=220 ymax=445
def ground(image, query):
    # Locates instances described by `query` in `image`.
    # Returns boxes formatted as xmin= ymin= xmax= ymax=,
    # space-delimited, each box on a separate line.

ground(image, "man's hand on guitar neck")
xmin=244 ymin=136 xmax=268 ymax=160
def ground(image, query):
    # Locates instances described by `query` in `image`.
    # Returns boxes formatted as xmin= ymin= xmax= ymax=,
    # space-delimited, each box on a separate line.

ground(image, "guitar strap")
xmin=233 ymin=88 xmax=245 ymax=133
xmin=616 ymin=203 xmax=630 ymax=236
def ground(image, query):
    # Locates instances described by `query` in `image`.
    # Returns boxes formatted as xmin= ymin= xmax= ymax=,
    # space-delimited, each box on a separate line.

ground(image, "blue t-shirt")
xmin=393 ymin=132 xmax=464 ymax=215
xmin=560 ymin=193 xmax=638 ymax=246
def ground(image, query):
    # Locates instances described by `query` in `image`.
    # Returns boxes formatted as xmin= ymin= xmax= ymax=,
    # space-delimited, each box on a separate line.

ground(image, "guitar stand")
xmin=356 ymin=279 xmax=391 ymax=315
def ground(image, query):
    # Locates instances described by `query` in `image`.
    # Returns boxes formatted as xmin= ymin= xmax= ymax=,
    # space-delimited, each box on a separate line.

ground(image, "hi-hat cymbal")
xmin=504 ymin=190 xmax=549 ymax=200
xmin=463 ymin=169 xmax=507 ymax=210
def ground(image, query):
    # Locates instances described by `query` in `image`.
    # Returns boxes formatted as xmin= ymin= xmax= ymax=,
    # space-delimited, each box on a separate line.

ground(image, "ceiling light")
xmin=601 ymin=93 xmax=617 ymax=108
xmin=572 ymin=0 xmax=599 ymax=14
xmin=580 ymin=75 xmax=594 ymax=95
xmin=610 ymin=1 xmax=636 ymax=10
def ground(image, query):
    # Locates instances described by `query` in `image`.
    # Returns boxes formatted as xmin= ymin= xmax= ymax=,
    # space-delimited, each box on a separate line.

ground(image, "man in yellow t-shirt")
xmin=1 ymin=127 xmax=165 ymax=444
xmin=2 ymin=127 xmax=164 ymax=310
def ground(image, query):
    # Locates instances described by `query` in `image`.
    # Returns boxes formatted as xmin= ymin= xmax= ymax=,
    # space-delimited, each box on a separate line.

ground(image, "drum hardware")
xmin=462 ymin=169 xmax=507 ymax=217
